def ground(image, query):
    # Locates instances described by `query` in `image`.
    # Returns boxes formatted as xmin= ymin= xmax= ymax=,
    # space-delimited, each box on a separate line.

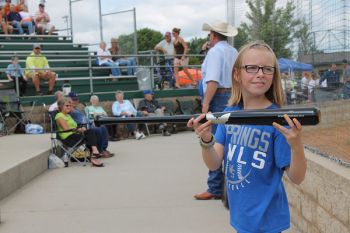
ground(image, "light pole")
xmin=69 ymin=0 xmax=83 ymax=38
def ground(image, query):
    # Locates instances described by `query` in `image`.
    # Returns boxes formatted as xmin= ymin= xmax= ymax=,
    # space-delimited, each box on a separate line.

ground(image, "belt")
xmin=216 ymin=88 xmax=231 ymax=93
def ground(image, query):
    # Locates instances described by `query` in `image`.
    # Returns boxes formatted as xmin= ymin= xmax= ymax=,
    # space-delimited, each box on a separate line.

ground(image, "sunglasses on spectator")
xmin=64 ymin=105 xmax=72 ymax=107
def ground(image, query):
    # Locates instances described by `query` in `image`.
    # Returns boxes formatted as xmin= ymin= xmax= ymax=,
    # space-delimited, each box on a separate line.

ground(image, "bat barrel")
xmin=94 ymin=107 xmax=320 ymax=126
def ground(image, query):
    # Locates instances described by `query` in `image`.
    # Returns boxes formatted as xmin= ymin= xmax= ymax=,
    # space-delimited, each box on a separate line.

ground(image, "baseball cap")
xmin=68 ymin=92 xmax=79 ymax=100
xmin=33 ymin=43 xmax=41 ymax=49
xmin=143 ymin=89 xmax=154 ymax=95
xmin=164 ymin=32 xmax=171 ymax=37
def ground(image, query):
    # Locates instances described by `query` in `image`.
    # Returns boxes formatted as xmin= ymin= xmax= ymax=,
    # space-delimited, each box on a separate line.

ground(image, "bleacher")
xmin=0 ymin=34 xmax=199 ymax=105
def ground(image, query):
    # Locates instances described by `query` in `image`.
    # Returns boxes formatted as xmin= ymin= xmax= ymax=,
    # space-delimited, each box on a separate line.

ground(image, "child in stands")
xmin=6 ymin=55 xmax=27 ymax=96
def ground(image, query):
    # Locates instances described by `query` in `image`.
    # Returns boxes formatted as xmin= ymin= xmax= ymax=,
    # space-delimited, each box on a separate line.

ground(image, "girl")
xmin=188 ymin=41 xmax=306 ymax=233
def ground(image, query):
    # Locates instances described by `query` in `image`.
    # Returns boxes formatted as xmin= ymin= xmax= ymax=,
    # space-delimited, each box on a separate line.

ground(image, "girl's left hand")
xmin=273 ymin=114 xmax=302 ymax=147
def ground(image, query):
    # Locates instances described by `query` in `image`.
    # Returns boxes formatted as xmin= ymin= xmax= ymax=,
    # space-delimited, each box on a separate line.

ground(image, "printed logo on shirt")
xmin=225 ymin=125 xmax=271 ymax=191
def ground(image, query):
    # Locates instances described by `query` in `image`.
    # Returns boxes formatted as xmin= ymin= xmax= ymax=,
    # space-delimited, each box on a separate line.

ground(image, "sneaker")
xmin=140 ymin=132 xmax=146 ymax=139
xmin=135 ymin=132 xmax=142 ymax=140
xmin=162 ymin=130 xmax=171 ymax=136
xmin=36 ymin=91 xmax=43 ymax=96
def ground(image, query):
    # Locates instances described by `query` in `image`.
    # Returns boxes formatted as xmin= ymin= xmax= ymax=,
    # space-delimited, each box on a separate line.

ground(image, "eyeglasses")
xmin=241 ymin=65 xmax=275 ymax=75
xmin=64 ymin=105 xmax=72 ymax=107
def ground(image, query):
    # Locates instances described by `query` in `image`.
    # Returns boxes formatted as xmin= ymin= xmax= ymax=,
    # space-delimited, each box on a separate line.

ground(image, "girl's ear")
xmin=233 ymin=67 xmax=240 ymax=82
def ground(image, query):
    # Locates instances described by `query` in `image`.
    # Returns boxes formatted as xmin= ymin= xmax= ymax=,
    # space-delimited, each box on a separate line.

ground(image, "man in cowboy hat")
xmin=194 ymin=20 xmax=238 ymax=200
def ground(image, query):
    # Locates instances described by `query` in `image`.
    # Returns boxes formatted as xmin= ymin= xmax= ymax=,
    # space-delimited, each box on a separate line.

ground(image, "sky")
xmin=26 ymin=0 xmax=247 ymax=48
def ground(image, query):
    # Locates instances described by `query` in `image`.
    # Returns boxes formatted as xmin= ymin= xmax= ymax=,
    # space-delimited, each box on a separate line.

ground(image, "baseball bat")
xmin=94 ymin=107 xmax=320 ymax=126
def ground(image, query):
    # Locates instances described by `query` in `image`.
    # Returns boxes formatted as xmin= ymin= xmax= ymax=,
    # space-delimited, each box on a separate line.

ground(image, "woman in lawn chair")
xmin=55 ymin=98 xmax=103 ymax=167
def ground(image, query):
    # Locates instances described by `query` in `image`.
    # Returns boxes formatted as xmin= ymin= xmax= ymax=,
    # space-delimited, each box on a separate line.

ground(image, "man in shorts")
xmin=25 ymin=43 xmax=56 ymax=95
xmin=34 ymin=3 xmax=55 ymax=35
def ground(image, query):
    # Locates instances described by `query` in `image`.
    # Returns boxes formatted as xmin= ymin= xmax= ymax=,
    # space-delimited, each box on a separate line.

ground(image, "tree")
xmin=241 ymin=0 xmax=302 ymax=58
xmin=294 ymin=19 xmax=316 ymax=55
xmin=117 ymin=28 xmax=163 ymax=54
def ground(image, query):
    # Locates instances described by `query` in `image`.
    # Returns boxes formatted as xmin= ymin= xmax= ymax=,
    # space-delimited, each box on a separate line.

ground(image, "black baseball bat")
xmin=94 ymin=107 xmax=320 ymax=126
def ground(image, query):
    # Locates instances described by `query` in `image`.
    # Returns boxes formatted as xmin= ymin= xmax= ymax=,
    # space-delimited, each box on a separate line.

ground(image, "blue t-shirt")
xmin=215 ymin=104 xmax=291 ymax=233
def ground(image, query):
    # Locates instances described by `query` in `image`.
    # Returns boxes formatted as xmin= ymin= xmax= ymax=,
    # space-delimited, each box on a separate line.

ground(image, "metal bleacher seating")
xmin=0 ymin=34 xmax=139 ymax=101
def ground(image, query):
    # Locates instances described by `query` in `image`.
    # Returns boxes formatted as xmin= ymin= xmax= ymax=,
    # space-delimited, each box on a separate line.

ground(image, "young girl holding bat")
xmin=187 ymin=41 xmax=306 ymax=233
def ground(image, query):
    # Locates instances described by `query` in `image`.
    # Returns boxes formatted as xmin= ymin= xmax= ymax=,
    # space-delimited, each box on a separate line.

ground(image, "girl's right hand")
xmin=187 ymin=114 xmax=212 ymax=142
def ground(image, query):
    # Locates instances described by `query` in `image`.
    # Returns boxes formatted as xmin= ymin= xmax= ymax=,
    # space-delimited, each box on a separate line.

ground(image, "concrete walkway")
xmin=0 ymin=132 xmax=234 ymax=233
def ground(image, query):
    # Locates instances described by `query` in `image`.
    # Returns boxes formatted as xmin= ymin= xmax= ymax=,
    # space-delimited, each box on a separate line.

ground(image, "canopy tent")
xmin=278 ymin=58 xmax=313 ymax=72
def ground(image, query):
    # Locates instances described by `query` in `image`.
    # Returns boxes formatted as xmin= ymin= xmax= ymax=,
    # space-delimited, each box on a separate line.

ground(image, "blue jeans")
xmin=11 ymin=21 xmax=24 ymax=34
xmin=22 ymin=21 xmax=33 ymax=34
xmin=207 ymin=92 xmax=231 ymax=196
xmin=90 ymin=125 xmax=109 ymax=152
xmin=101 ymin=61 xmax=121 ymax=76
xmin=117 ymin=57 xmax=136 ymax=75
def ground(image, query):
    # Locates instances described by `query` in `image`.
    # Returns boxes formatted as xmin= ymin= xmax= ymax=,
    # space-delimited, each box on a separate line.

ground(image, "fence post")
xmin=88 ymin=53 xmax=94 ymax=94
xmin=150 ymin=51 xmax=154 ymax=89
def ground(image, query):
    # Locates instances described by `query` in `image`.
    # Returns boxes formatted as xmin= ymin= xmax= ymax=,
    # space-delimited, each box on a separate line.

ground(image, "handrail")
xmin=0 ymin=42 xmax=89 ymax=46
xmin=0 ymin=34 xmax=72 ymax=39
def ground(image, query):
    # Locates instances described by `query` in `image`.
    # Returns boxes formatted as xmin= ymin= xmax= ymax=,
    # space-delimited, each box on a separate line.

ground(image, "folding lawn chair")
xmin=49 ymin=110 xmax=89 ymax=166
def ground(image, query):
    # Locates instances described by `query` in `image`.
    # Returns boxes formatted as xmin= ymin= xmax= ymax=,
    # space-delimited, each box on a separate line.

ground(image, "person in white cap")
xmin=194 ymin=20 xmax=238 ymax=200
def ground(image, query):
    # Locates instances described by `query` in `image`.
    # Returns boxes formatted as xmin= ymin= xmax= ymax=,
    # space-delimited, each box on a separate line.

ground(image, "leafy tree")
xmin=294 ymin=19 xmax=316 ymax=55
xmin=241 ymin=0 xmax=302 ymax=58
xmin=118 ymin=28 xmax=163 ymax=54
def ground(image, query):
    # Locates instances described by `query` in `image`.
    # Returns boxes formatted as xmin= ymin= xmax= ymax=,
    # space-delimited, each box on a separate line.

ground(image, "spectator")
xmin=172 ymin=27 xmax=195 ymax=88
xmin=34 ymin=3 xmax=55 ymax=35
xmin=319 ymin=63 xmax=340 ymax=89
xmin=97 ymin=41 xmax=121 ymax=78
xmin=194 ymin=20 xmax=238 ymax=201
xmin=108 ymin=38 xmax=136 ymax=75
xmin=49 ymin=90 xmax=64 ymax=112
xmin=16 ymin=0 xmax=27 ymax=12
xmin=154 ymin=32 xmax=175 ymax=61
xmin=25 ymin=43 xmax=56 ymax=95
xmin=1 ymin=6 xmax=13 ymax=35
xmin=281 ymin=72 xmax=294 ymax=104
xmin=68 ymin=92 xmax=114 ymax=158
xmin=342 ymin=59 xmax=350 ymax=84
xmin=342 ymin=73 xmax=350 ymax=99
xmin=301 ymin=71 xmax=310 ymax=101
xmin=85 ymin=95 xmax=118 ymax=142
xmin=55 ymin=98 xmax=103 ymax=167
xmin=308 ymin=73 xmax=317 ymax=102
xmin=112 ymin=90 xmax=146 ymax=140
xmin=6 ymin=55 xmax=27 ymax=96
xmin=6 ymin=4 xmax=31 ymax=35
xmin=19 ymin=5 xmax=35 ymax=35
xmin=137 ymin=89 xmax=171 ymax=136
xmin=2 ymin=0 xmax=11 ymax=16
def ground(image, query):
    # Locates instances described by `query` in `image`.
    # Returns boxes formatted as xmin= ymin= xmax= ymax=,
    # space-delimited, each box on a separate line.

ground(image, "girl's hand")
xmin=273 ymin=114 xmax=302 ymax=147
xmin=187 ymin=113 xmax=212 ymax=142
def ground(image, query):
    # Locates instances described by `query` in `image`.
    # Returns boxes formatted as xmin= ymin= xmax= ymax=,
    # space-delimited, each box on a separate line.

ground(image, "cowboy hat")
xmin=202 ymin=20 xmax=238 ymax=37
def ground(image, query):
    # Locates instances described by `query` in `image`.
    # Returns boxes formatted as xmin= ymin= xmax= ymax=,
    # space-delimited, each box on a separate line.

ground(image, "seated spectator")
xmin=2 ymin=0 xmax=11 ymax=16
xmin=68 ymin=92 xmax=114 ymax=158
xmin=49 ymin=90 xmax=64 ymax=112
xmin=97 ymin=41 xmax=121 ymax=77
xmin=109 ymin=38 xmax=136 ymax=75
xmin=16 ymin=0 xmax=27 ymax=12
xmin=7 ymin=4 xmax=33 ymax=35
xmin=85 ymin=95 xmax=118 ymax=141
xmin=34 ymin=3 xmax=55 ymax=35
xmin=137 ymin=90 xmax=171 ymax=136
xmin=25 ymin=43 xmax=56 ymax=95
xmin=1 ymin=6 xmax=13 ymax=35
xmin=6 ymin=55 xmax=27 ymax=96
xmin=55 ymin=98 xmax=103 ymax=167
xmin=19 ymin=5 xmax=34 ymax=35
xmin=112 ymin=90 xmax=146 ymax=140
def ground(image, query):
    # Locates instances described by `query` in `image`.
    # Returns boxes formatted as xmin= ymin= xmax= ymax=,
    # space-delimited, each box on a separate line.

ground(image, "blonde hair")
xmin=228 ymin=41 xmax=284 ymax=107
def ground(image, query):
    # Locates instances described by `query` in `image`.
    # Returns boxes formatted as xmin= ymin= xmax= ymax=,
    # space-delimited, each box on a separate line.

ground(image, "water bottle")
xmin=63 ymin=153 xmax=69 ymax=167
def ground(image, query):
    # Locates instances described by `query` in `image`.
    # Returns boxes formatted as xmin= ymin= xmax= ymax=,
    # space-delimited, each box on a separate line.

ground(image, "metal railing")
xmin=0 ymin=52 xmax=203 ymax=97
